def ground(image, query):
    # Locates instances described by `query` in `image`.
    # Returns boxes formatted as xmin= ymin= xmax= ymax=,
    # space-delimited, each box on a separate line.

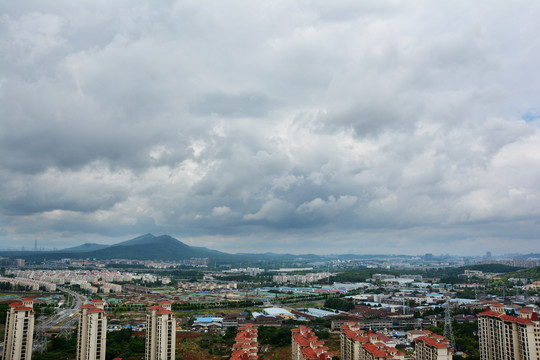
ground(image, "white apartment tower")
xmin=145 ymin=301 xmax=176 ymax=360
xmin=478 ymin=304 xmax=540 ymax=360
xmin=2 ymin=298 xmax=35 ymax=360
xmin=76 ymin=300 xmax=107 ymax=360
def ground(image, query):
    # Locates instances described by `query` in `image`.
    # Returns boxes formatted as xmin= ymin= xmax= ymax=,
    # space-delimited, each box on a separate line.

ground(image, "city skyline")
xmin=1 ymin=1 xmax=540 ymax=255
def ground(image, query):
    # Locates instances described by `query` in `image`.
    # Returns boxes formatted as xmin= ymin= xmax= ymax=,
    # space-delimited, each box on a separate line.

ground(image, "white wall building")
xmin=76 ymin=300 xmax=107 ymax=360
xmin=145 ymin=301 xmax=176 ymax=360
xmin=2 ymin=298 xmax=35 ymax=360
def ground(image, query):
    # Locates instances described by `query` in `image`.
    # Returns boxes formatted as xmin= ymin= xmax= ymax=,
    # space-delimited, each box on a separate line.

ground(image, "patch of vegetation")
xmin=324 ymin=297 xmax=354 ymax=311
xmin=106 ymin=328 xmax=145 ymax=360
xmin=33 ymin=331 xmax=77 ymax=360
xmin=502 ymin=266 xmax=540 ymax=281
xmin=257 ymin=326 xmax=292 ymax=347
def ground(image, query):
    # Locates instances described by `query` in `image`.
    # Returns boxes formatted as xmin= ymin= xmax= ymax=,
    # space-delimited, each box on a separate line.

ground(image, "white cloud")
xmin=244 ymin=199 xmax=296 ymax=223
xmin=1 ymin=0 xmax=540 ymax=254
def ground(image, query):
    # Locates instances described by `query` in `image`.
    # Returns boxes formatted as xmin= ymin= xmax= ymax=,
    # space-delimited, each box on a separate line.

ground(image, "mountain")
xmin=112 ymin=233 xmax=159 ymax=247
xmin=60 ymin=243 xmax=110 ymax=252
xmin=8 ymin=234 xmax=240 ymax=263
xmin=88 ymin=234 xmax=206 ymax=261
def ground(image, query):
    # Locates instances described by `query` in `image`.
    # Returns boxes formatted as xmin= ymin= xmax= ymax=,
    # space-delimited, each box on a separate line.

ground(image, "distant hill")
xmin=89 ymin=234 xmax=219 ymax=261
xmin=502 ymin=266 xmax=540 ymax=281
xmin=60 ymin=243 xmax=110 ymax=253
xmin=112 ymin=233 xmax=158 ymax=247
xmin=506 ymin=253 xmax=540 ymax=260
xmin=5 ymin=234 xmax=241 ymax=263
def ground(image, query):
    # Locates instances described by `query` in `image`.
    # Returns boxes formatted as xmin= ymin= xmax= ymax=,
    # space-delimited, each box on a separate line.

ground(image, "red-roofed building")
xmin=478 ymin=306 xmax=540 ymax=360
xmin=360 ymin=342 xmax=405 ymax=360
xmin=231 ymin=323 xmax=258 ymax=360
xmin=414 ymin=335 xmax=452 ymax=360
xmin=2 ymin=299 xmax=35 ymax=360
xmin=292 ymin=326 xmax=332 ymax=360
xmin=158 ymin=300 xmax=172 ymax=311
xmin=406 ymin=329 xmax=432 ymax=343
xmin=91 ymin=299 xmax=106 ymax=310
xmin=341 ymin=323 xmax=369 ymax=360
xmin=340 ymin=322 xmax=404 ymax=360
xmin=146 ymin=302 xmax=176 ymax=360
xmin=77 ymin=302 xmax=107 ymax=360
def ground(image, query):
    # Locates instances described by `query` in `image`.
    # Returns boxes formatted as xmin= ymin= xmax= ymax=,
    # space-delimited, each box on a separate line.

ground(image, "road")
xmin=33 ymin=287 xmax=89 ymax=351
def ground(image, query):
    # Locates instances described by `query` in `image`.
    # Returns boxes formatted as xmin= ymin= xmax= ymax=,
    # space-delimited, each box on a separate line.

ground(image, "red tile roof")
xmin=157 ymin=310 xmax=173 ymax=315
xmin=415 ymin=336 xmax=451 ymax=349
xmin=14 ymin=307 xmax=33 ymax=312
xmin=479 ymin=309 xmax=536 ymax=324
xmin=87 ymin=308 xmax=104 ymax=313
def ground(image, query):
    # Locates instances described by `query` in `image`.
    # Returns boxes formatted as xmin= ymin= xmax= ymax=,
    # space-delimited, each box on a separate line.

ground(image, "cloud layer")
xmin=1 ymin=0 xmax=540 ymax=254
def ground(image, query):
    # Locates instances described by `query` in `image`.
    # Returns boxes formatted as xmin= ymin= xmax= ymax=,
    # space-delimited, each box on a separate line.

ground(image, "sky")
xmin=1 ymin=0 xmax=540 ymax=256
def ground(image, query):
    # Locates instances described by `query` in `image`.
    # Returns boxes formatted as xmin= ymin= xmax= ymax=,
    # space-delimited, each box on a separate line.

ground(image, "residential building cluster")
xmin=79 ymin=281 xmax=99 ymax=294
xmin=292 ymin=325 xmax=333 ymax=360
xmin=178 ymin=280 xmax=237 ymax=291
xmin=272 ymin=272 xmax=330 ymax=285
xmin=0 ymin=276 xmax=56 ymax=291
xmin=5 ymin=269 xmax=171 ymax=291
xmin=414 ymin=334 xmax=453 ymax=360
xmin=340 ymin=322 xmax=406 ymax=360
xmin=231 ymin=323 xmax=258 ymax=360
xmin=221 ymin=267 xmax=265 ymax=276
xmin=77 ymin=280 xmax=122 ymax=294
xmin=7 ymin=269 xmax=133 ymax=285
xmin=95 ymin=281 xmax=122 ymax=293
xmin=0 ymin=257 xmax=26 ymax=267
xmin=64 ymin=257 xmax=209 ymax=268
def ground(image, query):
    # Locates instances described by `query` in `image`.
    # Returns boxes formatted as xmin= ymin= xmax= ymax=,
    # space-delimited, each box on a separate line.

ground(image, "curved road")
xmin=33 ymin=287 xmax=89 ymax=351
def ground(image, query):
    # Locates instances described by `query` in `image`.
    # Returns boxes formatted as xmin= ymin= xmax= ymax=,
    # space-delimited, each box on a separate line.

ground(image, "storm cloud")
xmin=1 ymin=0 xmax=540 ymax=254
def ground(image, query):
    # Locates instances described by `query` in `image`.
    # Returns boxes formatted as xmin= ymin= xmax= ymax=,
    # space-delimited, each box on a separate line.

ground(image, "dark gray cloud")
xmin=1 ymin=0 xmax=540 ymax=254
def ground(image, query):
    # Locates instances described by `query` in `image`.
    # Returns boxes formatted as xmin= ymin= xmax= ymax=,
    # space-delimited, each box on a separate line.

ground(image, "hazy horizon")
xmin=1 ymin=1 xmax=540 ymax=255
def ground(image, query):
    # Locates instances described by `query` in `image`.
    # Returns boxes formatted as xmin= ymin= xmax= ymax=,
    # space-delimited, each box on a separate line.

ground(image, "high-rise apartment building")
xmin=2 ymin=298 xmax=35 ymax=360
xmin=76 ymin=300 xmax=107 ymax=360
xmin=478 ymin=303 xmax=540 ymax=360
xmin=145 ymin=301 xmax=176 ymax=360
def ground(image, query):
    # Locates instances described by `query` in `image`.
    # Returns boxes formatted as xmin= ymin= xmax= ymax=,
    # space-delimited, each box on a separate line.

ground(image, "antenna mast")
xmin=443 ymin=302 xmax=456 ymax=349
